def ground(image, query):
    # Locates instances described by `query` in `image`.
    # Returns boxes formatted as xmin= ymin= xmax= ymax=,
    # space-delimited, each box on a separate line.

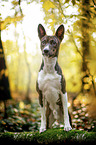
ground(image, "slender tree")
xmin=0 ymin=27 xmax=11 ymax=118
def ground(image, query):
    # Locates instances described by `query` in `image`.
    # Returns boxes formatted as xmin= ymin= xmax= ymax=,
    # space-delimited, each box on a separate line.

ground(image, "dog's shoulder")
xmin=55 ymin=61 xmax=62 ymax=75
xmin=39 ymin=59 xmax=44 ymax=72
xmin=55 ymin=62 xmax=66 ymax=94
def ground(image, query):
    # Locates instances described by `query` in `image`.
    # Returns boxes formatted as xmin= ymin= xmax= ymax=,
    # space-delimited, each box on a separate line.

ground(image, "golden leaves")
xmin=1 ymin=16 xmax=23 ymax=30
xmin=42 ymin=0 xmax=55 ymax=12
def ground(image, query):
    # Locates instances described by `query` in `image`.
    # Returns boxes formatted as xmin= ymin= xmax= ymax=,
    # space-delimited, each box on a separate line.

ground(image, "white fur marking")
xmin=62 ymin=92 xmax=72 ymax=131
xmin=40 ymin=106 xmax=46 ymax=133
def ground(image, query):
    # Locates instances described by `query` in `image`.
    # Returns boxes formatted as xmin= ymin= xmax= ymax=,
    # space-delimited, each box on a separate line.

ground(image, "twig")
xmin=68 ymin=30 xmax=83 ymax=58
xmin=19 ymin=0 xmax=23 ymax=17
xmin=57 ymin=0 xmax=66 ymax=18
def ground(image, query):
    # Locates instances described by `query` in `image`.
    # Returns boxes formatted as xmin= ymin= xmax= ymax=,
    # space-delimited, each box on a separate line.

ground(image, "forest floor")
xmin=0 ymin=99 xmax=96 ymax=132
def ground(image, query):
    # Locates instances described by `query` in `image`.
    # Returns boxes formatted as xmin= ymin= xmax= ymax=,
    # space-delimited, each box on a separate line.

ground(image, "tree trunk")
xmin=81 ymin=0 xmax=91 ymax=93
xmin=0 ymin=27 xmax=11 ymax=117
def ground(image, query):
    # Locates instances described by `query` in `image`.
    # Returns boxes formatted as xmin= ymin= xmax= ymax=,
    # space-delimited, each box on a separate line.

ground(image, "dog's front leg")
xmin=40 ymin=97 xmax=46 ymax=133
xmin=62 ymin=92 xmax=72 ymax=131
xmin=40 ymin=106 xmax=46 ymax=133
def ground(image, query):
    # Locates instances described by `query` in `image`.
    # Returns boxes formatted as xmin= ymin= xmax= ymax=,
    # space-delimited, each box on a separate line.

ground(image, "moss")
xmin=0 ymin=129 xmax=96 ymax=144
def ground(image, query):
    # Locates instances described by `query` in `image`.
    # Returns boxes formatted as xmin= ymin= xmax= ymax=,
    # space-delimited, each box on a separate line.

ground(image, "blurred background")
xmin=0 ymin=0 xmax=96 ymax=132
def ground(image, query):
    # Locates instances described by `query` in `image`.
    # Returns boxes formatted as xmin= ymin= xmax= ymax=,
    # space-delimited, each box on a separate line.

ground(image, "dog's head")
xmin=38 ymin=24 xmax=65 ymax=58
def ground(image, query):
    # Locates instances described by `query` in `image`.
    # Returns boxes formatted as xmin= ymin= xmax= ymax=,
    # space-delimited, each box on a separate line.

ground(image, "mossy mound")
xmin=0 ymin=128 xmax=96 ymax=144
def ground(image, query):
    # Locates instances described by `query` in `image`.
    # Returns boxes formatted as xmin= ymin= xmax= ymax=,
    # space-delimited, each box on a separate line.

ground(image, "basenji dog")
xmin=36 ymin=24 xmax=72 ymax=133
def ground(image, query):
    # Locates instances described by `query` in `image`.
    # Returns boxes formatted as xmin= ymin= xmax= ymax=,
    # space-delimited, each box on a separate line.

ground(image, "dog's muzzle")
xmin=43 ymin=45 xmax=50 ymax=56
xmin=43 ymin=48 xmax=49 ymax=54
xmin=42 ymin=45 xmax=55 ymax=58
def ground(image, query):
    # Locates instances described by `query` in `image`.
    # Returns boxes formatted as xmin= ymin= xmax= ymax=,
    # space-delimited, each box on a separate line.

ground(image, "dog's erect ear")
xmin=55 ymin=25 xmax=65 ymax=41
xmin=38 ymin=24 xmax=46 ymax=40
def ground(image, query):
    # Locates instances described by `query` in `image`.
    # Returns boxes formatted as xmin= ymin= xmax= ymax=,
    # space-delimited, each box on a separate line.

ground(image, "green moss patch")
xmin=0 ymin=129 xmax=96 ymax=144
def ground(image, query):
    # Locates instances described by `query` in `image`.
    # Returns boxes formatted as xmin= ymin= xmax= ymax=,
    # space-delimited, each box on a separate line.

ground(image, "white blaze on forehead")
xmin=43 ymin=44 xmax=50 ymax=51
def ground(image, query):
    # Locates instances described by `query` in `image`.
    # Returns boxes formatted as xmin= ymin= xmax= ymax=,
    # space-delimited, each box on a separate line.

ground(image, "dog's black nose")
xmin=44 ymin=49 xmax=49 ymax=53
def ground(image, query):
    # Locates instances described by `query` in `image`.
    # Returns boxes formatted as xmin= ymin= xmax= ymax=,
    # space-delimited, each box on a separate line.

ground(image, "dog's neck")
xmin=42 ymin=56 xmax=57 ymax=74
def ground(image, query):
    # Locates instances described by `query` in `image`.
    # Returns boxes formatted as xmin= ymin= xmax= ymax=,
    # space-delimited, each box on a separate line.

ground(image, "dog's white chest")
xmin=38 ymin=70 xmax=61 ymax=112
xmin=38 ymin=70 xmax=61 ymax=92
xmin=38 ymin=56 xmax=61 ymax=92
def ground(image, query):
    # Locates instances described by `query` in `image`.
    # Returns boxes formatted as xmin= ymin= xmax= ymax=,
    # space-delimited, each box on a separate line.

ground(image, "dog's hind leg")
xmin=46 ymin=102 xmax=55 ymax=129
xmin=46 ymin=102 xmax=50 ymax=129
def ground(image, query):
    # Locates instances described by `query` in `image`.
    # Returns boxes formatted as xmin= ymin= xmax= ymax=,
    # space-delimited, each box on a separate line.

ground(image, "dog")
xmin=36 ymin=24 xmax=72 ymax=133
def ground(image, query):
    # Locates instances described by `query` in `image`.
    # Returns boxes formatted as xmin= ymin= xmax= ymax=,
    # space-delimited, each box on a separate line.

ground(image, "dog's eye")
xmin=42 ymin=40 xmax=46 ymax=45
xmin=50 ymin=40 xmax=56 ymax=46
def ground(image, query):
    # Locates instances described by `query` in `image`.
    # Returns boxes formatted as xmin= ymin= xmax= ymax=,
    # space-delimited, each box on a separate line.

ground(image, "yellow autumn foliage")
xmin=42 ymin=0 xmax=55 ymax=11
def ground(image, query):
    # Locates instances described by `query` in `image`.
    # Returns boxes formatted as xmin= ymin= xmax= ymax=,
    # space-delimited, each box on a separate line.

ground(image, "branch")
xmin=68 ymin=29 xmax=83 ymax=57
xmin=57 ymin=0 xmax=66 ymax=18
xmin=18 ymin=0 xmax=23 ymax=17
xmin=92 ymin=0 xmax=96 ymax=6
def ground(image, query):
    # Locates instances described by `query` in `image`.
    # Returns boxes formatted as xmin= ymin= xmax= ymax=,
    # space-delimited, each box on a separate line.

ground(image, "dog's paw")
xmin=40 ymin=127 xmax=46 ymax=133
xmin=64 ymin=125 xmax=72 ymax=131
